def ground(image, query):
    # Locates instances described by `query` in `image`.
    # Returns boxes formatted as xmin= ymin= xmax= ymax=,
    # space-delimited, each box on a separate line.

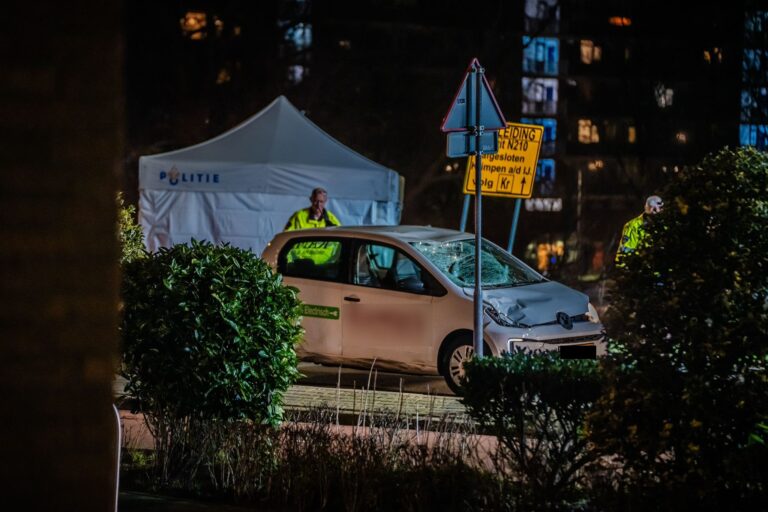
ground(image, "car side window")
xmin=355 ymin=243 xmax=427 ymax=294
xmin=353 ymin=245 xmax=382 ymax=287
xmin=280 ymin=238 xmax=344 ymax=281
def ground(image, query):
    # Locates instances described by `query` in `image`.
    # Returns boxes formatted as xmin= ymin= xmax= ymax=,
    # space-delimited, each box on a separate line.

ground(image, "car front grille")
xmin=532 ymin=314 xmax=589 ymax=327
xmin=539 ymin=333 xmax=604 ymax=345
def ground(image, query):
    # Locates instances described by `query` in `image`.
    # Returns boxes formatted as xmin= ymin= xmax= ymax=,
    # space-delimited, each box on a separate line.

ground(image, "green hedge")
xmin=462 ymin=351 xmax=604 ymax=507
xmin=120 ymin=239 xmax=303 ymax=426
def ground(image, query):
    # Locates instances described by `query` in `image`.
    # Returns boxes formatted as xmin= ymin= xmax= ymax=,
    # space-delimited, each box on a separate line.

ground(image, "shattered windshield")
xmin=411 ymin=239 xmax=545 ymax=288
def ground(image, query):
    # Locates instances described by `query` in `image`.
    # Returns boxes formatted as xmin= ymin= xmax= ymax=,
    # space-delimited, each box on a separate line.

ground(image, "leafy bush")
xmin=121 ymin=240 xmax=303 ymax=484
xmin=462 ymin=350 xmax=604 ymax=508
xmin=116 ymin=192 xmax=146 ymax=264
xmin=588 ymin=147 xmax=768 ymax=506
xmin=121 ymin=239 xmax=303 ymax=425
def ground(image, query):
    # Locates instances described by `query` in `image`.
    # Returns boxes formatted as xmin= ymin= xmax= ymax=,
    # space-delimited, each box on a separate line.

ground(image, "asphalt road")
xmin=295 ymin=361 xmax=453 ymax=396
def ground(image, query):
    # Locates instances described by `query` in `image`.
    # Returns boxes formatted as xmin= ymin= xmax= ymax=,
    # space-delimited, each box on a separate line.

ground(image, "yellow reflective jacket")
xmin=285 ymin=239 xmax=341 ymax=267
xmin=283 ymin=208 xmax=341 ymax=265
xmin=284 ymin=208 xmax=341 ymax=231
xmin=615 ymin=213 xmax=647 ymax=265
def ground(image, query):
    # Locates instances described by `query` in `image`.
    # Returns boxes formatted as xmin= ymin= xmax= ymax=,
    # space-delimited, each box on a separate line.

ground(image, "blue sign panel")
xmin=441 ymin=58 xmax=506 ymax=133
xmin=446 ymin=131 xmax=499 ymax=158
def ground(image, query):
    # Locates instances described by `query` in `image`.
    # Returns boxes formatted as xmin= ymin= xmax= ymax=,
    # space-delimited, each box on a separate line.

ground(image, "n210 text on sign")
xmin=463 ymin=122 xmax=544 ymax=199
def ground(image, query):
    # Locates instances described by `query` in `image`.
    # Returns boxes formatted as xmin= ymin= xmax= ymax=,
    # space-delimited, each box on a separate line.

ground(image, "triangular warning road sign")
xmin=441 ymin=58 xmax=506 ymax=133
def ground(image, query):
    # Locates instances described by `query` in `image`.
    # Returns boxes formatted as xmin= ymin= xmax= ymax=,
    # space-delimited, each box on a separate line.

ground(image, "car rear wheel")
xmin=440 ymin=334 xmax=489 ymax=395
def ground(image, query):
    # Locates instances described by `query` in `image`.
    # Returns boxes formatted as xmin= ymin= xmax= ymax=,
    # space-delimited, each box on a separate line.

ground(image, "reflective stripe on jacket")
xmin=285 ymin=240 xmax=341 ymax=266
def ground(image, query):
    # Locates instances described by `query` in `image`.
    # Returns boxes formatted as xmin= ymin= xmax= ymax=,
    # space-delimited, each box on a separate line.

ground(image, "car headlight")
xmin=484 ymin=305 xmax=522 ymax=328
xmin=586 ymin=302 xmax=601 ymax=323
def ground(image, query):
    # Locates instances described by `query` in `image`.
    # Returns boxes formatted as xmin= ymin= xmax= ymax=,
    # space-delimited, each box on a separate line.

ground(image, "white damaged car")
xmin=262 ymin=225 xmax=606 ymax=393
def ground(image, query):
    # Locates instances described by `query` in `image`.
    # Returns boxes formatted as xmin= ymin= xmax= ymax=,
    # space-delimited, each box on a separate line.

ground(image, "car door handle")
xmin=343 ymin=296 xmax=361 ymax=302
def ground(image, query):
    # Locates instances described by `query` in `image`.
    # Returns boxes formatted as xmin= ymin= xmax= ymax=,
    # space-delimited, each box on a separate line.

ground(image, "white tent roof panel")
xmin=138 ymin=95 xmax=402 ymax=255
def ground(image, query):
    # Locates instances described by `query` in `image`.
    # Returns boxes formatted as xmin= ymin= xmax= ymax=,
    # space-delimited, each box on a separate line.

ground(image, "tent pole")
xmin=459 ymin=194 xmax=471 ymax=232
xmin=507 ymin=198 xmax=522 ymax=253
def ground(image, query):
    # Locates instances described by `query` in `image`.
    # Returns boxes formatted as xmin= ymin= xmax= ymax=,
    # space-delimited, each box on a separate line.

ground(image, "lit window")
xmin=580 ymin=40 xmax=602 ymax=64
xmin=578 ymin=120 xmax=591 ymax=143
xmin=745 ymin=11 xmax=768 ymax=34
xmin=180 ymin=11 xmax=207 ymax=39
xmin=524 ymin=0 xmax=561 ymax=32
xmin=523 ymin=37 xmax=559 ymax=75
xmin=675 ymin=131 xmax=688 ymax=144
xmin=587 ymin=159 xmax=604 ymax=172
xmin=654 ymin=83 xmax=674 ymax=108
xmin=742 ymin=48 xmax=768 ymax=80
xmin=535 ymin=159 xmax=556 ymax=195
xmin=628 ymin=126 xmax=637 ymax=143
xmin=287 ymin=65 xmax=307 ymax=85
xmin=740 ymin=124 xmax=768 ymax=149
xmin=233 ymin=26 xmax=242 ymax=36
xmin=525 ymin=199 xmax=563 ymax=214
xmin=284 ymin=23 xmax=313 ymax=51
xmin=704 ymin=47 xmax=723 ymax=64
xmin=578 ymin=119 xmax=599 ymax=143
xmin=741 ymin=88 xmax=768 ymax=121
xmin=339 ymin=40 xmax=352 ymax=49
xmin=522 ymin=78 xmax=559 ymax=115
xmin=216 ymin=68 xmax=231 ymax=85
xmin=608 ymin=16 xmax=632 ymax=27
xmin=525 ymin=0 xmax=559 ymax=20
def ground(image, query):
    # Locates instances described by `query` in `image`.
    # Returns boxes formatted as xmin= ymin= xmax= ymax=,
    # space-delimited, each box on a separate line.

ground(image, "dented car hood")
xmin=464 ymin=280 xmax=589 ymax=326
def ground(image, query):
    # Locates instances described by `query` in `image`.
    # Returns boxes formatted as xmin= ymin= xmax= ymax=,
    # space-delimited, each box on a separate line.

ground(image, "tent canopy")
xmin=139 ymin=95 xmax=402 ymax=255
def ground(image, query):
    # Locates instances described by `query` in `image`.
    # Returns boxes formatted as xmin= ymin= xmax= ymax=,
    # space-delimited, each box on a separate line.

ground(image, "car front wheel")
xmin=440 ymin=334 xmax=489 ymax=395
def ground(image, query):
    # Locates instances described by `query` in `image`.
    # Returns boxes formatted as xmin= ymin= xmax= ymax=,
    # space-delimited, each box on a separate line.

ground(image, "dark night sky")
xmin=124 ymin=2 xmax=521 ymax=241
xmin=123 ymin=0 xmax=764 ymax=271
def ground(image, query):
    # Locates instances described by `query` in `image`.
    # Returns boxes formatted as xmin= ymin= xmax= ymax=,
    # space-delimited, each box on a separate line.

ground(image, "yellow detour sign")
xmin=463 ymin=122 xmax=543 ymax=199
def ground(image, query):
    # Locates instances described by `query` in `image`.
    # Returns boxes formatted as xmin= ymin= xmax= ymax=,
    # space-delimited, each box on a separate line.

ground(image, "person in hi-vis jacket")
xmin=284 ymin=187 xmax=342 ymax=266
xmin=615 ymin=195 xmax=663 ymax=267
xmin=284 ymin=187 xmax=341 ymax=231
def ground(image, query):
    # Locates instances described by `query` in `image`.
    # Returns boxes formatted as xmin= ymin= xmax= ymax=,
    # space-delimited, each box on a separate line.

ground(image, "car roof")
xmin=279 ymin=225 xmax=473 ymax=244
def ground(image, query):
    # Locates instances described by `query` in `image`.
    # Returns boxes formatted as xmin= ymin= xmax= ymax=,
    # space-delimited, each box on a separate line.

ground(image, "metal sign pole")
xmin=459 ymin=194 xmax=471 ymax=232
xmin=441 ymin=57 xmax=507 ymax=361
xmin=473 ymin=65 xmax=484 ymax=358
xmin=506 ymin=197 xmax=523 ymax=253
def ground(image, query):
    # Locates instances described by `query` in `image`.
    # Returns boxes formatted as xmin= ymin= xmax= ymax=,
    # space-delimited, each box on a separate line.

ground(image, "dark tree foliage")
xmin=588 ymin=147 xmax=768 ymax=507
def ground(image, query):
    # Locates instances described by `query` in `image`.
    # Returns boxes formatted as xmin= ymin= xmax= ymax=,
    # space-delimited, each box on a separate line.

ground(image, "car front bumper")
xmin=484 ymin=321 xmax=607 ymax=357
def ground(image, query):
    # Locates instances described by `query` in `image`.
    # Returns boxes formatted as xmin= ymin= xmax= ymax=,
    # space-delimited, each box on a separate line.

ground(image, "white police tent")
xmin=138 ymin=95 xmax=402 ymax=255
